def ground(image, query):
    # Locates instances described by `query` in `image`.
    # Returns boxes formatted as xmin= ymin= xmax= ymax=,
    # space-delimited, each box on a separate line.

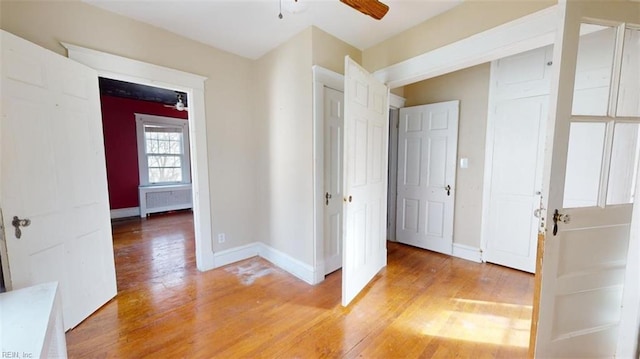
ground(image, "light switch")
xmin=460 ymin=158 xmax=469 ymax=169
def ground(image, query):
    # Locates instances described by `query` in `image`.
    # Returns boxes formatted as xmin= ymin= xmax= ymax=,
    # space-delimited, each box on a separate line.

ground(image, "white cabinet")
xmin=0 ymin=283 xmax=67 ymax=358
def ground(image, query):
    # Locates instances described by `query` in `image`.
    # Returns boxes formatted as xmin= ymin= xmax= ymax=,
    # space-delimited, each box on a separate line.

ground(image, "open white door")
xmin=323 ymin=86 xmax=344 ymax=275
xmin=0 ymin=31 xmax=117 ymax=330
xmin=396 ymin=101 xmax=459 ymax=255
xmin=533 ymin=3 xmax=640 ymax=357
xmin=342 ymin=57 xmax=389 ymax=306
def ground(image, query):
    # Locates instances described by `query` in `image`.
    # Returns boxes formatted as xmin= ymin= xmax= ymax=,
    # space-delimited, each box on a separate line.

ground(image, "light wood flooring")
xmin=66 ymin=211 xmax=534 ymax=358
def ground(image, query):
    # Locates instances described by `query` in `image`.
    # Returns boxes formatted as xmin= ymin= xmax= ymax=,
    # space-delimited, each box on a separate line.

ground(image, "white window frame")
xmin=135 ymin=113 xmax=191 ymax=186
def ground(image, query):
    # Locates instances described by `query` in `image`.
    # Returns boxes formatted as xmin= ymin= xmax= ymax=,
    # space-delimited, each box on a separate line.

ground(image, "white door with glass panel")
xmin=323 ymin=87 xmax=344 ymax=275
xmin=342 ymin=57 xmax=389 ymax=306
xmin=535 ymin=16 xmax=640 ymax=358
xmin=396 ymin=102 xmax=459 ymax=255
xmin=0 ymin=30 xmax=117 ymax=330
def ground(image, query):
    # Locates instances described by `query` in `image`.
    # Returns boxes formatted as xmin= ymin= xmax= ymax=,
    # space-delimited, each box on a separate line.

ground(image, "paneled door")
xmin=342 ymin=57 xmax=389 ymax=306
xmin=396 ymin=101 xmax=459 ymax=255
xmin=0 ymin=30 xmax=117 ymax=330
xmin=483 ymin=45 xmax=553 ymax=273
xmin=534 ymin=4 xmax=639 ymax=356
xmin=323 ymin=86 xmax=344 ymax=275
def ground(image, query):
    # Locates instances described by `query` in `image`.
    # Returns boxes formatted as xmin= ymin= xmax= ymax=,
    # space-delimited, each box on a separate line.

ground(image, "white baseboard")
xmin=257 ymin=243 xmax=316 ymax=285
xmin=110 ymin=207 xmax=140 ymax=219
xmin=313 ymin=260 xmax=326 ymax=284
xmin=212 ymin=242 xmax=318 ymax=285
xmin=212 ymin=243 xmax=260 ymax=268
xmin=452 ymin=243 xmax=482 ymax=263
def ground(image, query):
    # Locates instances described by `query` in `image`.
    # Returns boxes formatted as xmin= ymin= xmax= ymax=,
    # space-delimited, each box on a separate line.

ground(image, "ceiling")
xmin=99 ymin=77 xmax=188 ymax=106
xmin=83 ymin=0 xmax=463 ymax=60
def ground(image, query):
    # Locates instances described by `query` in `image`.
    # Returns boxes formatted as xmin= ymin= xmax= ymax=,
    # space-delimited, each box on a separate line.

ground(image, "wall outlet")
xmin=217 ymin=233 xmax=226 ymax=243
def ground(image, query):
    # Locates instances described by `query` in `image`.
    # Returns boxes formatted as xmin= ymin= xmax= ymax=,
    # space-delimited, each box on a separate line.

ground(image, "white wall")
xmin=254 ymin=28 xmax=315 ymax=265
xmin=253 ymin=27 xmax=362 ymax=269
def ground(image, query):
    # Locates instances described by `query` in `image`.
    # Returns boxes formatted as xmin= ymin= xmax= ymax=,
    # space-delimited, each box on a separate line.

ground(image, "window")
xmin=562 ymin=24 xmax=640 ymax=209
xmin=136 ymin=114 xmax=191 ymax=186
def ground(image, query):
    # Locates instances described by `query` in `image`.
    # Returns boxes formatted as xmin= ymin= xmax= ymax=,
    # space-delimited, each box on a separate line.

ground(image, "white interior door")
xmin=0 ymin=30 xmax=117 ymax=330
xmin=323 ymin=86 xmax=343 ymax=275
xmin=483 ymin=46 xmax=552 ymax=273
xmin=396 ymin=101 xmax=459 ymax=255
xmin=534 ymin=5 xmax=639 ymax=356
xmin=342 ymin=56 xmax=388 ymax=306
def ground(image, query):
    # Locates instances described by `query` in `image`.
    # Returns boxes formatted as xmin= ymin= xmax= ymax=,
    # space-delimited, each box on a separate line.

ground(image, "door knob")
xmin=11 ymin=216 xmax=31 ymax=239
xmin=325 ymin=192 xmax=332 ymax=205
xmin=552 ymin=209 xmax=570 ymax=236
xmin=445 ymin=185 xmax=451 ymax=196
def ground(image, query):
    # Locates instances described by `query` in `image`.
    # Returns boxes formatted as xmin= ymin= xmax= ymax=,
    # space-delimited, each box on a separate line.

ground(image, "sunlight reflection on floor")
xmin=420 ymin=298 xmax=533 ymax=348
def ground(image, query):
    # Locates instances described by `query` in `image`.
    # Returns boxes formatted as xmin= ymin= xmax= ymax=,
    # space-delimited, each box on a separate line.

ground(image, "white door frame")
xmin=62 ymin=43 xmax=215 ymax=271
xmin=313 ymin=66 xmax=345 ymax=284
xmin=312 ymin=65 xmax=404 ymax=284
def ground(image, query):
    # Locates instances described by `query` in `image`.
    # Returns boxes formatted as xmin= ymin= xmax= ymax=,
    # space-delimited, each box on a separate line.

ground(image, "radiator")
xmin=139 ymin=184 xmax=193 ymax=217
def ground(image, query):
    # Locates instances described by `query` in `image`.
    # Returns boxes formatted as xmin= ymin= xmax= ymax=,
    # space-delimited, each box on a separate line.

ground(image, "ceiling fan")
xmin=164 ymin=93 xmax=188 ymax=112
xmin=340 ymin=0 xmax=389 ymax=20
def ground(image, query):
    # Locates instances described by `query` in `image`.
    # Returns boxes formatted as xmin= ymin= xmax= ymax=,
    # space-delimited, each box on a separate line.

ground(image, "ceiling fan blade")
xmin=340 ymin=0 xmax=389 ymax=20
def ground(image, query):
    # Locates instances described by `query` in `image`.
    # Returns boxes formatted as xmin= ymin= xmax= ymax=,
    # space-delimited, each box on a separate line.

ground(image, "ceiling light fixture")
xmin=279 ymin=0 xmax=305 ymax=19
xmin=175 ymin=94 xmax=185 ymax=111
xmin=285 ymin=0 xmax=307 ymax=14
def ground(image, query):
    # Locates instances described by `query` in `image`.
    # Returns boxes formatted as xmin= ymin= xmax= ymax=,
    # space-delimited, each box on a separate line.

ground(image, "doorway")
xmin=97 ymin=78 xmax=198 ymax=293
xmin=313 ymin=66 xmax=406 ymax=281
xmin=64 ymin=43 xmax=215 ymax=272
xmin=98 ymin=78 xmax=193 ymax=220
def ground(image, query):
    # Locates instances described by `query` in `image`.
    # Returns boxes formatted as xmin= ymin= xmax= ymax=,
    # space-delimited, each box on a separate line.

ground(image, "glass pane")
xmin=148 ymin=167 xmax=182 ymax=183
xmin=572 ymin=24 xmax=617 ymax=116
xmin=617 ymin=28 xmax=640 ymax=117
xmin=144 ymin=127 xmax=183 ymax=155
xmin=148 ymin=155 xmax=181 ymax=168
xmin=607 ymin=123 xmax=640 ymax=205
xmin=563 ymin=122 xmax=607 ymax=208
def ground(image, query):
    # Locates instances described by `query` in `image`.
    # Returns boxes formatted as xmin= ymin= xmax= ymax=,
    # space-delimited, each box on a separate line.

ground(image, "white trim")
xmin=312 ymin=65 xmax=345 ymax=285
xmin=213 ymin=242 xmax=317 ymax=285
xmin=312 ymin=65 xmax=344 ymax=92
xmin=110 ymin=207 xmax=140 ymax=219
xmin=480 ymin=59 xmax=501 ymax=263
xmin=257 ymin=243 xmax=316 ymax=285
xmin=61 ymin=43 xmax=206 ymax=90
xmin=389 ymin=93 xmax=406 ymax=109
xmin=212 ymin=243 xmax=261 ymax=269
xmin=452 ymin=243 xmax=483 ymax=263
xmin=374 ymin=5 xmax=559 ymax=89
xmin=63 ymin=43 xmax=215 ymax=271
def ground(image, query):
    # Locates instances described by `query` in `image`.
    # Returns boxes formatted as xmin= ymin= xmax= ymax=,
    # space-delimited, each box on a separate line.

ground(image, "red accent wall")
xmin=100 ymin=95 xmax=188 ymax=210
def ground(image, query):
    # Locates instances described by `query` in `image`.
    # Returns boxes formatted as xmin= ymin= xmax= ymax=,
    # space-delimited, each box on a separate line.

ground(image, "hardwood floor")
xmin=66 ymin=212 xmax=534 ymax=358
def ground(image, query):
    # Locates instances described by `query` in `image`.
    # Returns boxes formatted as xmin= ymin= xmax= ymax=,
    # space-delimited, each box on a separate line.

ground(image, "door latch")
xmin=445 ymin=185 xmax=451 ymax=196
xmin=552 ymin=209 xmax=570 ymax=236
xmin=325 ymin=192 xmax=332 ymax=205
xmin=12 ymin=216 xmax=31 ymax=239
